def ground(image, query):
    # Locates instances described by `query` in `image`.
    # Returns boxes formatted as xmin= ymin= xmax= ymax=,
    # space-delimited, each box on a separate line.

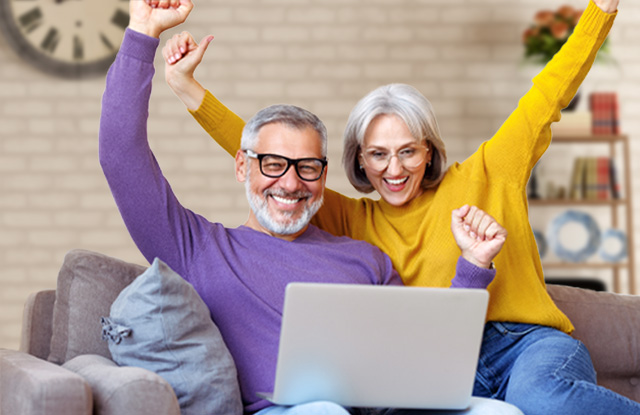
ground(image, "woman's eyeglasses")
xmin=360 ymin=144 xmax=429 ymax=172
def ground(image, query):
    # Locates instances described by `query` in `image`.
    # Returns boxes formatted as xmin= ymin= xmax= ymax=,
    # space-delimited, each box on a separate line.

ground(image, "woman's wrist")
xmin=167 ymin=75 xmax=206 ymax=111
xmin=593 ymin=0 xmax=618 ymax=14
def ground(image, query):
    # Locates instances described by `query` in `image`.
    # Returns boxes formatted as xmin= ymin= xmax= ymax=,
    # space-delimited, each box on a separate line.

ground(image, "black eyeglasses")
xmin=244 ymin=149 xmax=327 ymax=182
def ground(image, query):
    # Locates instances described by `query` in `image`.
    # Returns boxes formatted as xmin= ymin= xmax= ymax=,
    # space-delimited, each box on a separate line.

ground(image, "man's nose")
xmin=278 ymin=166 xmax=304 ymax=191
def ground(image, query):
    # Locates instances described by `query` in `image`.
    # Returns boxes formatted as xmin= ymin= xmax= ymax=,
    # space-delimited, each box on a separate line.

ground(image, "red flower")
xmin=534 ymin=10 xmax=555 ymax=27
xmin=551 ymin=21 xmax=570 ymax=40
xmin=556 ymin=5 xmax=576 ymax=19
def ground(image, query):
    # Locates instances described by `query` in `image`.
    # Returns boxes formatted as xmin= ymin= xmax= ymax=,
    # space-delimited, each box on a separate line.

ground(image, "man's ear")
xmin=322 ymin=161 xmax=328 ymax=185
xmin=235 ymin=150 xmax=247 ymax=183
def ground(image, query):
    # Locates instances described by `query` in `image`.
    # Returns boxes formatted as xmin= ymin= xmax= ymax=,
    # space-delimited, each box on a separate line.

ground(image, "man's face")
xmin=237 ymin=122 xmax=327 ymax=240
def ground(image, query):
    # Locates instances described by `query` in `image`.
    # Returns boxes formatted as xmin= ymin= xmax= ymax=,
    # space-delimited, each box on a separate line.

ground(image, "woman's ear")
xmin=425 ymin=144 xmax=433 ymax=165
xmin=235 ymin=150 xmax=247 ymax=183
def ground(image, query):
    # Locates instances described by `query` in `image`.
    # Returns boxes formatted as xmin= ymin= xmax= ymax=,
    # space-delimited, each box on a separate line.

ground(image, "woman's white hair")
xmin=342 ymin=84 xmax=447 ymax=193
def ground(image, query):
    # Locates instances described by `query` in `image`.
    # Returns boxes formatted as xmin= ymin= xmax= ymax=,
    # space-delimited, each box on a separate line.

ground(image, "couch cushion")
xmin=48 ymin=249 xmax=146 ymax=364
xmin=547 ymin=284 xmax=640 ymax=402
xmin=1 ymin=349 xmax=93 ymax=415
xmin=102 ymin=258 xmax=243 ymax=415
xmin=63 ymin=354 xmax=180 ymax=415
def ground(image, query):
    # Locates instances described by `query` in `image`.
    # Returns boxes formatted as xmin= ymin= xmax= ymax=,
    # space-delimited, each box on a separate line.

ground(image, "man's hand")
xmin=128 ymin=0 xmax=194 ymax=39
xmin=162 ymin=31 xmax=211 ymax=109
xmin=451 ymin=205 xmax=507 ymax=269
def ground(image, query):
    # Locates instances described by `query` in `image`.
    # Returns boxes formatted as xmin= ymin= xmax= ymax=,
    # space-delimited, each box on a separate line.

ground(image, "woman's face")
xmin=360 ymin=114 xmax=431 ymax=207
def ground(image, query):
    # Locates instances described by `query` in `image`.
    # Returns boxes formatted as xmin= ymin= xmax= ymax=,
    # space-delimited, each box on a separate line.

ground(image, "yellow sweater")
xmin=191 ymin=2 xmax=615 ymax=334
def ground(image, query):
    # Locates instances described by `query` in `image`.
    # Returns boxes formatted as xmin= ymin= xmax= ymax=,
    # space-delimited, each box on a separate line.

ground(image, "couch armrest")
xmin=20 ymin=290 xmax=56 ymax=359
xmin=0 ymin=348 xmax=92 ymax=415
xmin=63 ymin=354 xmax=180 ymax=415
xmin=547 ymin=284 xmax=640 ymax=402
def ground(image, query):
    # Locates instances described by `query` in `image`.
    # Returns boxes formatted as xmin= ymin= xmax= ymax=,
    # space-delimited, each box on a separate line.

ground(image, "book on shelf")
xmin=569 ymin=157 xmax=586 ymax=199
xmin=609 ymin=158 xmax=620 ymax=199
xmin=596 ymin=157 xmax=610 ymax=200
xmin=589 ymin=92 xmax=619 ymax=135
xmin=585 ymin=157 xmax=598 ymax=200
xmin=568 ymin=156 xmax=620 ymax=200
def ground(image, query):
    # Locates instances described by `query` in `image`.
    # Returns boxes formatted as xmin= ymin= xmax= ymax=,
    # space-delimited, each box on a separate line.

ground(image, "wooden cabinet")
xmin=528 ymin=134 xmax=635 ymax=294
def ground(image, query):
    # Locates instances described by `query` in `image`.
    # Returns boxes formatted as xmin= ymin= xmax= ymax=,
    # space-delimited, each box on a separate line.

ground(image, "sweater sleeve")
xmin=190 ymin=91 xmax=245 ymax=157
xmin=450 ymin=257 xmax=496 ymax=289
xmin=478 ymin=1 xmax=616 ymax=188
xmin=99 ymin=29 xmax=211 ymax=277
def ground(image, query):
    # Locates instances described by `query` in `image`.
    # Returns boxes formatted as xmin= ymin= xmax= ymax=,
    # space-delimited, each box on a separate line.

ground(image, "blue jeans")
xmin=474 ymin=322 xmax=640 ymax=414
xmin=253 ymin=397 xmax=522 ymax=415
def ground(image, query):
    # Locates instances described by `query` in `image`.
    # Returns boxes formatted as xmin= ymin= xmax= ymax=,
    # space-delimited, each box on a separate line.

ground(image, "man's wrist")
xmin=128 ymin=22 xmax=161 ymax=39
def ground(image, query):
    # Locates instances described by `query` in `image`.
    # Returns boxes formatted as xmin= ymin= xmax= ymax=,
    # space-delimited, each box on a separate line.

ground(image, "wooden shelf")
xmin=529 ymin=199 xmax=627 ymax=207
xmin=529 ymin=133 xmax=635 ymax=294
xmin=552 ymin=134 xmax=627 ymax=143
xmin=542 ymin=262 xmax=629 ymax=269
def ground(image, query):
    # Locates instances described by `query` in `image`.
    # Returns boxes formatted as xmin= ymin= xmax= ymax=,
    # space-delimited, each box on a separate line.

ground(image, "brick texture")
xmin=1 ymin=0 xmax=639 ymax=350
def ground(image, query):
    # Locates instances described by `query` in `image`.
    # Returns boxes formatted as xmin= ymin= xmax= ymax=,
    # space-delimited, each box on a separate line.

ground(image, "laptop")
xmin=258 ymin=282 xmax=489 ymax=410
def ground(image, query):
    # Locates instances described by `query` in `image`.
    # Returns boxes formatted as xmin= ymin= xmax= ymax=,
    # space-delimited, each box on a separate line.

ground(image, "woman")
xmin=163 ymin=0 xmax=638 ymax=413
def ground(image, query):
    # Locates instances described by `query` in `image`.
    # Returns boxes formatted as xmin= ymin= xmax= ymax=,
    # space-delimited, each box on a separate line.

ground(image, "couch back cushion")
xmin=48 ymin=249 xmax=146 ymax=364
xmin=547 ymin=284 xmax=640 ymax=402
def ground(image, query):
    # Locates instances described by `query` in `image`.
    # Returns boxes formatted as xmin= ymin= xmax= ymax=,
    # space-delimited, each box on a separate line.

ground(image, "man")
xmin=99 ymin=0 xmax=518 ymax=414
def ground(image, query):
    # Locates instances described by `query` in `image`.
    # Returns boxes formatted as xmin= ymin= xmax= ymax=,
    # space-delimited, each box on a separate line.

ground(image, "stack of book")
xmin=589 ymin=92 xmax=619 ymax=135
xmin=569 ymin=156 xmax=620 ymax=200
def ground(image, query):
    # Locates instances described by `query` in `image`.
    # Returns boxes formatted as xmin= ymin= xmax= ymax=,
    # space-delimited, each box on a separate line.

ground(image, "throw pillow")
xmin=102 ymin=258 xmax=243 ymax=415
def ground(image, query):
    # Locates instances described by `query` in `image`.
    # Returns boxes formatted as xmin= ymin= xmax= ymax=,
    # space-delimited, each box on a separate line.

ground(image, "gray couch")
xmin=1 ymin=249 xmax=640 ymax=414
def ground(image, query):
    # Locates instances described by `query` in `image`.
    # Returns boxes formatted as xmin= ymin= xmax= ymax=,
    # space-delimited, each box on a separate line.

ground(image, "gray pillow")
xmin=102 ymin=258 xmax=243 ymax=415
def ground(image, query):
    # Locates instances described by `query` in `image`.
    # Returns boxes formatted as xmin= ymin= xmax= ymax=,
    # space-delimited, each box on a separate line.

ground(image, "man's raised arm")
xmin=99 ymin=0 xmax=206 ymax=274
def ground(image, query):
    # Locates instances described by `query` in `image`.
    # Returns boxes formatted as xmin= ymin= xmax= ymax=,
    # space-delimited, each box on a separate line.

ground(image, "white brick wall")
xmin=1 ymin=0 xmax=639 ymax=350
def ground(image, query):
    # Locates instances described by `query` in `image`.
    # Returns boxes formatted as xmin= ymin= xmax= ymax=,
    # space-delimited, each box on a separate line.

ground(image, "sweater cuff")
xmin=450 ymin=257 xmax=496 ymax=289
xmin=120 ymin=28 xmax=160 ymax=64
xmin=189 ymin=90 xmax=230 ymax=132
xmin=579 ymin=1 xmax=616 ymax=39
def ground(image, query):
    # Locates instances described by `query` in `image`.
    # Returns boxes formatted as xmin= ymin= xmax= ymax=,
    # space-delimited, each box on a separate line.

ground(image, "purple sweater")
xmin=99 ymin=29 xmax=495 ymax=413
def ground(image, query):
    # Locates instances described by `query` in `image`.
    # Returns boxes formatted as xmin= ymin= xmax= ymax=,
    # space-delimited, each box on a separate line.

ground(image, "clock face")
xmin=0 ymin=0 xmax=129 ymax=78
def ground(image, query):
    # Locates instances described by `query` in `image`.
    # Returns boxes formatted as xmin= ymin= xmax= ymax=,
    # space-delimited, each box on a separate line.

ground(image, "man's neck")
xmin=243 ymin=215 xmax=308 ymax=242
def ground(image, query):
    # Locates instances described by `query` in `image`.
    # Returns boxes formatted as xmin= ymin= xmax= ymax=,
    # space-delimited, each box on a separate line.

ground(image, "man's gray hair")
xmin=242 ymin=104 xmax=328 ymax=156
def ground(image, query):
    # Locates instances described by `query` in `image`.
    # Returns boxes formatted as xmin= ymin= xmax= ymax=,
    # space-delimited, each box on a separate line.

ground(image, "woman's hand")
xmin=451 ymin=205 xmax=507 ymax=269
xmin=163 ymin=31 xmax=212 ymax=110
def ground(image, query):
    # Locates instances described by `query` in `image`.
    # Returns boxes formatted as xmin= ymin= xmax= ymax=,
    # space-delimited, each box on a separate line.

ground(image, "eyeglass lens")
xmin=362 ymin=145 xmax=428 ymax=171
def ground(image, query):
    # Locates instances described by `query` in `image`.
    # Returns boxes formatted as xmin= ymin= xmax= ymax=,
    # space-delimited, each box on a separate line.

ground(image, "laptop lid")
xmin=260 ymin=283 xmax=489 ymax=410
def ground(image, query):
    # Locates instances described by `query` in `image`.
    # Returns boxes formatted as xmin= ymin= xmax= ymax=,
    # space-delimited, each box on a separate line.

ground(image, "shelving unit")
xmin=528 ymin=134 xmax=635 ymax=294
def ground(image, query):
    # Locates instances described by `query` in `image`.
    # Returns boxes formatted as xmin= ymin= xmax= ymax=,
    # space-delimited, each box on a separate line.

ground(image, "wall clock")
xmin=0 ymin=0 xmax=129 ymax=79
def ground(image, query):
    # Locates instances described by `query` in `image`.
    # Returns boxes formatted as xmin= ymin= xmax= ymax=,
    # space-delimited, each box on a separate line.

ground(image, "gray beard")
xmin=245 ymin=174 xmax=323 ymax=235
